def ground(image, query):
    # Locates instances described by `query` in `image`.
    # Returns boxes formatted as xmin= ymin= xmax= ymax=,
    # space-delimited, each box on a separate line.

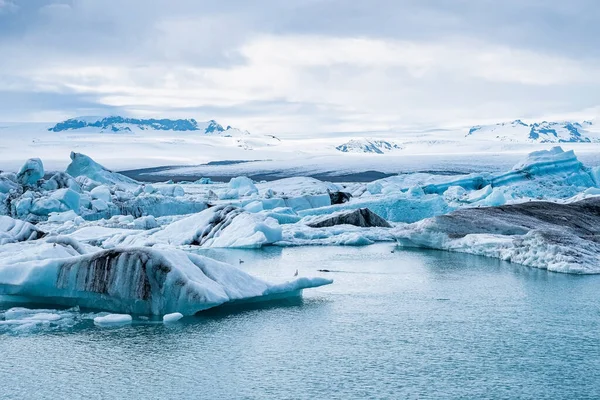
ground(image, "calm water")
xmin=1 ymin=245 xmax=599 ymax=399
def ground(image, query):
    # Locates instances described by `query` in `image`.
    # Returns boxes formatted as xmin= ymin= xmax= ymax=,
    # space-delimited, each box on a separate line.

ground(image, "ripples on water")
xmin=1 ymin=245 xmax=599 ymax=399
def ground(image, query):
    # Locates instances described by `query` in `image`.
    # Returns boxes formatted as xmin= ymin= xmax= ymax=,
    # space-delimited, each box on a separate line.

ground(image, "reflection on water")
xmin=1 ymin=244 xmax=599 ymax=399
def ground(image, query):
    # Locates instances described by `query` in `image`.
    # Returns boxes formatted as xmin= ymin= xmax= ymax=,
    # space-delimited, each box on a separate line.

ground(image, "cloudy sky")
xmin=0 ymin=0 xmax=599 ymax=133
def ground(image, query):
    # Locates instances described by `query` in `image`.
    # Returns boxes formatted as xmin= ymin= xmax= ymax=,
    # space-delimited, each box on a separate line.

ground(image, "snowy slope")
xmin=467 ymin=119 xmax=600 ymax=143
xmin=336 ymin=139 xmax=403 ymax=154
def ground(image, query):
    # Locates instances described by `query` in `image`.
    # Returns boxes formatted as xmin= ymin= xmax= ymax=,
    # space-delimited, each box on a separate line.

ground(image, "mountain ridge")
xmin=48 ymin=116 xmax=238 ymax=134
xmin=467 ymin=119 xmax=598 ymax=143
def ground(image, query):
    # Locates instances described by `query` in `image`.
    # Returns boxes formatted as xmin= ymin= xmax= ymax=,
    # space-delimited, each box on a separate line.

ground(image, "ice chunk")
xmin=0 ymin=307 xmax=81 ymax=334
xmin=299 ymin=194 xmax=451 ymax=223
xmin=17 ymin=158 xmax=44 ymax=186
xmin=50 ymin=188 xmax=81 ymax=211
xmin=443 ymin=186 xmax=468 ymax=204
xmin=13 ymin=197 xmax=33 ymax=218
xmin=259 ymin=208 xmax=301 ymax=224
xmin=148 ymin=205 xmax=283 ymax=248
xmin=90 ymin=185 xmax=112 ymax=203
xmin=219 ymin=189 xmax=239 ymax=200
xmin=48 ymin=210 xmax=80 ymax=223
xmin=0 ymin=215 xmax=45 ymax=245
xmin=284 ymin=194 xmax=331 ymax=211
xmin=279 ymin=223 xmax=393 ymax=246
xmin=366 ymin=181 xmax=383 ymax=195
xmin=163 ymin=312 xmax=183 ymax=323
xmin=244 ymin=200 xmax=264 ymax=213
xmin=256 ymin=177 xmax=340 ymax=197
xmin=93 ymin=314 xmax=132 ymax=327
xmin=306 ymin=208 xmax=392 ymax=228
xmin=483 ymin=188 xmax=506 ymax=206
xmin=407 ymin=186 xmax=425 ymax=198
xmin=66 ymin=152 xmax=138 ymax=190
xmin=0 ymin=175 xmax=20 ymax=194
xmin=466 ymin=185 xmax=493 ymax=203
xmin=395 ymin=197 xmax=600 ymax=274
xmin=91 ymin=199 xmax=109 ymax=211
xmin=42 ymin=172 xmax=81 ymax=192
xmin=0 ymin=246 xmax=333 ymax=315
xmin=153 ymin=185 xmax=184 ymax=197
xmin=229 ymin=176 xmax=258 ymax=196
xmin=143 ymin=184 xmax=156 ymax=194
xmin=30 ymin=198 xmax=62 ymax=216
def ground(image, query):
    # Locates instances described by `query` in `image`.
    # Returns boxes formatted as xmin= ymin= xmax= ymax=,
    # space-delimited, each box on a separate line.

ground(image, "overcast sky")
xmin=1 ymin=0 xmax=599 ymax=133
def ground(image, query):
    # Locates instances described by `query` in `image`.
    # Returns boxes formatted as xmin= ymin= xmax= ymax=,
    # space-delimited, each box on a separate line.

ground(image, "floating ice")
xmin=90 ymin=185 xmax=112 ymax=203
xmin=163 ymin=312 xmax=183 ymax=323
xmin=145 ymin=205 xmax=283 ymax=248
xmin=228 ymin=176 xmax=258 ymax=196
xmin=17 ymin=158 xmax=44 ymax=186
xmin=0 ymin=307 xmax=81 ymax=334
xmin=395 ymin=197 xmax=600 ymax=274
xmin=93 ymin=314 xmax=133 ymax=326
xmin=66 ymin=152 xmax=138 ymax=190
xmin=299 ymin=193 xmax=450 ymax=223
xmin=306 ymin=208 xmax=391 ymax=228
xmin=0 ymin=244 xmax=332 ymax=315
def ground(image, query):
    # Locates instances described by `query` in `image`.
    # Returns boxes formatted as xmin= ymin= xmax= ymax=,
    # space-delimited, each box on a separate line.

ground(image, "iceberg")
xmin=395 ymin=197 xmax=600 ymax=274
xmin=0 ymin=244 xmax=332 ymax=315
xmin=299 ymin=193 xmax=451 ymax=223
xmin=130 ymin=205 xmax=283 ymax=248
xmin=306 ymin=208 xmax=392 ymax=228
xmin=228 ymin=176 xmax=259 ymax=196
xmin=66 ymin=152 xmax=138 ymax=190
xmin=17 ymin=158 xmax=44 ymax=186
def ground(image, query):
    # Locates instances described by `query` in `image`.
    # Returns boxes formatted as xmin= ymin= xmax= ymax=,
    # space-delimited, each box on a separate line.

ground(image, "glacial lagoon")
xmin=1 ymin=244 xmax=599 ymax=399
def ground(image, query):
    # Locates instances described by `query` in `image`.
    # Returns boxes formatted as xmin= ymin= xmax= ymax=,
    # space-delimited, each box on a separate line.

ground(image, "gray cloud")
xmin=0 ymin=0 xmax=599 ymax=132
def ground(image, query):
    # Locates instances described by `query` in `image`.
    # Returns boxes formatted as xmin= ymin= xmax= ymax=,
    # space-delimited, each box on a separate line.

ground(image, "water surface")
xmin=1 ymin=245 xmax=599 ymax=399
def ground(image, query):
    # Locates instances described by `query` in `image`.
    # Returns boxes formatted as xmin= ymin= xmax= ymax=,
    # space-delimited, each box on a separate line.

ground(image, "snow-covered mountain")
xmin=467 ymin=119 xmax=599 ymax=143
xmin=336 ymin=139 xmax=403 ymax=154
xmin=48 ymin=116 xmax=247 ymax=135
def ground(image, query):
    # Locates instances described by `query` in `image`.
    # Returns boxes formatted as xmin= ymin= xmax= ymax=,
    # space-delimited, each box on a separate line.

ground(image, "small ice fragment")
xmin=163 ymin=312 xmax=183 ymax=323
xmin=93 ymin=314 xmax=132 ymax=326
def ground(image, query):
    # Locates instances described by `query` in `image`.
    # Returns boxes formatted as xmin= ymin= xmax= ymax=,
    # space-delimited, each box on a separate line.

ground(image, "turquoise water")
xmin=1 ymin=245 xmax=599 ymax=399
